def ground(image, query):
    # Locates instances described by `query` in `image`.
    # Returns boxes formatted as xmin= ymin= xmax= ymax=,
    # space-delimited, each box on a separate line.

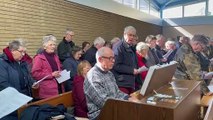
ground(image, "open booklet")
xmin=56 ymin=70 xmax=70 ymax=84
xmin=0 ymin=87 xmax=32 ymax=118
xmin=32 ymin=70 xmax=71 ymax=87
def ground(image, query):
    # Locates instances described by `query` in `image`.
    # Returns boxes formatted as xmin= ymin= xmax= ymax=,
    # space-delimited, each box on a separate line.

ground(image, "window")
xmin=139 ymin=0 xmax=149 ymax=14
xmin=209 ymin=0 xmax=213 ymax=15
xmin=123 ymin=0 xmax=136 ymax=8
xmin=163 ymin=6 xmax=183 ymax=18
xmin=184 ymin=2 xmax=206 ymax=17
xmin=150 ymin=7 xmax=160 ymax=18
xmin=114 ymin=0 xmax=122 ymax=3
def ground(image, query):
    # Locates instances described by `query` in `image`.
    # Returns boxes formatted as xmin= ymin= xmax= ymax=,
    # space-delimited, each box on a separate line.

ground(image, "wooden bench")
xmin=18 ymin=91 xmax=88 ymax=120
xmin=204 ymin=100 xmax=213 ymax=120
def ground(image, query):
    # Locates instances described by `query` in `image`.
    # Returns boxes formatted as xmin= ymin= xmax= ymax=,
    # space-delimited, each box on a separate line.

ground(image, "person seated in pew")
xmin=84 ymin=47 xmax=139 ymax=120
xmin=73 ymin=60 xmax=91 ymax=118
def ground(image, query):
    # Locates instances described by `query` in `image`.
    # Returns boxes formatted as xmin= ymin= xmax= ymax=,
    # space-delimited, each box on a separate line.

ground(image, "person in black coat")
xmin=112 ymin=26 xmax=141 ymax=94
xmin=84 ymin=37 xmax=105 ymax=66
xmin=0 ymin=39 xmax=35 ymax=120
xmin=62 ymin=46 xmax=82 ymax=91
xmin=57 ymin=29 xmax=75 ymax=63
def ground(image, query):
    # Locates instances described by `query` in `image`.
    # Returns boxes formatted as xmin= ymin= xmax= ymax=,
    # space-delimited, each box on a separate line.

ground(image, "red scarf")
xmin=3 ymin=47 xmax=15 ymax=62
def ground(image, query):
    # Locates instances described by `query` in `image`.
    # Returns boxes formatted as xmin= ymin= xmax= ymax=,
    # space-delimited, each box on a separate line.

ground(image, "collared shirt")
xmin=84 ymin=64 xmax=129 ymax=120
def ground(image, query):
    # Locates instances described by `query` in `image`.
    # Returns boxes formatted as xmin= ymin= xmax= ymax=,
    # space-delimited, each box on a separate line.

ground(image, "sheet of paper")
xmin=56 ymin=70 xmax=70 ymax=84
xmin=208 ymin=85 xmax=213 ymax=92
xmin=163 ymin=50 xmax=173 ymax=59
xmin=32 ymin=75 xmax=50 ymax=87
xmin=0 ymin=87 xmax=32 ymax=118
xmin=137 ymin=66 xmax=148 ymax=73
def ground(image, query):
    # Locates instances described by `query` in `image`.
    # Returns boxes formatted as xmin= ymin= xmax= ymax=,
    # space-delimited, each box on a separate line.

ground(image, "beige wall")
xmin=163 ymin=25 xmax=213 ymax=39
xmin=0 ymin=0 xmax=161 ymax=56
xmin=163 ymin=17 xmax=213 ymax=39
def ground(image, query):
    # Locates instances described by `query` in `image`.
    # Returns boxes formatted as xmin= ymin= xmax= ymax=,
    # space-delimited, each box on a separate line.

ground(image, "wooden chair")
xmin=18 ymin=91 xmax=88 ymax=120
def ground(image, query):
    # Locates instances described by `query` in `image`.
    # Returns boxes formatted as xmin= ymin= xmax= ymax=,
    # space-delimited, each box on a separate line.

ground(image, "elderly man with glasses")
xmin=0 ymin=39 xmax=35 ymax=120
xmin=84 ymin=47 xmax=138 ymax=120
xmin=57 ymin=29 xmax=75 ymax=62
xmin=112 ymin=26 xmax=141 ymax=94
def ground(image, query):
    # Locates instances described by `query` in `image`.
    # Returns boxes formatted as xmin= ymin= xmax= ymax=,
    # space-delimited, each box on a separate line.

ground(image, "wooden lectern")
xmin=98 ymin=80 xmax=201 ymax=120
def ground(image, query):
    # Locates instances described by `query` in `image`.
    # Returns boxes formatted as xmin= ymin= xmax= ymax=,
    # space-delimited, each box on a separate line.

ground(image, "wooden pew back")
xmin=17 ymin=91 xmax=73 ymax=119
xmin=204 ymin=100 xmax=213 ymax=120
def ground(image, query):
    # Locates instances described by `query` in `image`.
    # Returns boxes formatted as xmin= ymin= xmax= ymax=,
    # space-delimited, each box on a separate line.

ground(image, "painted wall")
xmin=68 ymin=0 xmax=162 ymax=26
xmin=163 ymin=16 xmax=213 ymax=39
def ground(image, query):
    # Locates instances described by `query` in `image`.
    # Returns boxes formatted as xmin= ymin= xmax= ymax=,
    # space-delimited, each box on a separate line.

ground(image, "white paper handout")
xmin=32 ymin=74 xmax=51 ymax=87
xmin=0 ymin=87 xmax=32 ymax=118
xmin=208 ymin=85 xmax=213 ymax=92
xmin=137 ymin=66 xmax=148 ymax=73
xmin=163 ymin=50 xmax=173 ymax=59
xmin=56 ymin=70 xmax=71 ymax=84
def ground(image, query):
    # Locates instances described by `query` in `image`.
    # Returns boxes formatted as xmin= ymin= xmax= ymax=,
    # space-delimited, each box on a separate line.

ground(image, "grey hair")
xmin=145 ymin=35 xmax=156 ymax=43
xmin=8 ymin=39 xmax=26 ymax=50
xmin=180 ymin=36 xmax=190 ymax=42
xmin=95 ymin=47 xmax=106 ymax=62
xmin=165 ymin=40 xmax=176 ymax=46
xmin=124 ymin=26 xmax=136 ymax=34
xmin=191 ymin=34 xmax=209 ymax=45
xmin=42 ymin=35 xmax=57 ymax=47
xmin=136 ymin=42 xmax=149 ymax=52
xmin=65 ymin=28 xmax=73 ymax=35
xmin=111 ymin=37 xmax=120 ymax=44
xmin=93 ymin=37 xmax=105 ymax=46
xmin=156 ymin=34 xmax=165 ymax=41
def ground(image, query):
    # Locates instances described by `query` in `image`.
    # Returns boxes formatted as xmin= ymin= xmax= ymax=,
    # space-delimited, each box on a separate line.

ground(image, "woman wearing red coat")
xmin=73 ymin=60 xmax=91 ymax=118
xmin=136 ymin=42 xmax=149 ymax=81
xmin=31 ymin=35 xmax=64 ymax=99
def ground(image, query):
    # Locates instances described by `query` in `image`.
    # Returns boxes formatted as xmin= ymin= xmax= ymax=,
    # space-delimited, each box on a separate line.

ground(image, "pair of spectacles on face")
xmin=101 ymin=56 xmax=115 ymax=61
xmin=16 ymin=49 xmax=25 ymax=56
xmin=68 ymin=34 xmax=74 ymax=37
xmin=127 ymin=33 xmax=137 ymax=38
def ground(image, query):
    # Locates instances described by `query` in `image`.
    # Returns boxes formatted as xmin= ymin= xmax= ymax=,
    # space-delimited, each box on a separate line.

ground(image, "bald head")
xmin=96 ymin=47 xmax=115 ymax=71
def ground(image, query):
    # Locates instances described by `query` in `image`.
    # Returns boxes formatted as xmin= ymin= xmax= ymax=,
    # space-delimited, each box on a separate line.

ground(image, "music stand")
xmin=140 ymin=61 xmax=178 ymax=96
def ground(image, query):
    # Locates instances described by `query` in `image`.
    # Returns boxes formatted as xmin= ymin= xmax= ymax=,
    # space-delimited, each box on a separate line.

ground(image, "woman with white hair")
xmin=136 ymin=42 xmax=149 ymax=81
xmin=164 ymin=40 xmax=177 ymax=62
xmin=31 ymin=35 xmax=64 ymax=99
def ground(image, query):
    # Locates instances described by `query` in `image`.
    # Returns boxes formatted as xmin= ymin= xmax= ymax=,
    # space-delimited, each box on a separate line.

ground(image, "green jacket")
xmin=174 ymin=44 xmax=209 ymax=94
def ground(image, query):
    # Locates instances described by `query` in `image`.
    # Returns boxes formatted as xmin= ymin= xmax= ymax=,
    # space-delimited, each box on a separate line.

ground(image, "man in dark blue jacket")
xmin=113 ymin=26 xmax=141 ymax=94
xmin=0 ymin=39 xmax=35 ymax=120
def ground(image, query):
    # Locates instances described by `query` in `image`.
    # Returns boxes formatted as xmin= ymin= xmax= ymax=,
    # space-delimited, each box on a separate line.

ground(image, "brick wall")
xmin=0 ymin=0 xmax=161 ymax=56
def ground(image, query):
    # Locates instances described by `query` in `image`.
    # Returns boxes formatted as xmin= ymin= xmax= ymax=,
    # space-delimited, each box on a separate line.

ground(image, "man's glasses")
xmin=68 ymin=34 xmax=74 ymax=37
xmin=16 ymin=50 xmax=25 ymax=56
xmin=127 ymin=34 xmax=136 ymax=37
xmin=101 ymin=56 xmax=115 ymax=61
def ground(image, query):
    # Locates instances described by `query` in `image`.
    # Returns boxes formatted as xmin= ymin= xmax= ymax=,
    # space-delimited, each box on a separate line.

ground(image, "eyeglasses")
xmin=101 ymin=56 xmax=115 ymax=61
xmin=16 ymin=50 xmax=25 ymax=56
xmin=127 ymin=34 xmax=137 ymax=37
xmin=68 ymin=34 xmax=74 ymax=37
